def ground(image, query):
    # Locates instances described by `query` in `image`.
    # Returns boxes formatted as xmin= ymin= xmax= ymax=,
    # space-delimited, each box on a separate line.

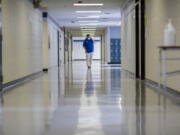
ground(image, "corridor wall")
xmin=47 ymin=19 xmax=59 ymax=68
xmin=43 ymin=13 xmax=64 ymax=69
xmin=121 ymin=0 xmax=180 ymax=91
xmin=146 ymin=0 xmax=180 ymax=91
xmin=60 ymin=30 xmax=65 ymax=65
xmin=104 ymin=28 xmax=110 ymax=63
xmin=104 ymin=27 xmax=121 ymax=64
xmin=121 ymin=2 xmax=136 ymax=73
xmin=2 ymin=0 xmax=43 ymax=83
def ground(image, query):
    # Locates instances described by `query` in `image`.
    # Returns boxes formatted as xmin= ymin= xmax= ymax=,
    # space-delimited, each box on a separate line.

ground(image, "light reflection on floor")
xmin=0 ymin=61 xmax=180 ymax=135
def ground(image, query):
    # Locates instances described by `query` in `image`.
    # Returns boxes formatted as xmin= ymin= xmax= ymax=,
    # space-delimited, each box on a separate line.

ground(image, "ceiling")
xmin=66 ymin=27 xmax=105 ymax=37
xmin=42 ymin=0 xmax=123 ymax=29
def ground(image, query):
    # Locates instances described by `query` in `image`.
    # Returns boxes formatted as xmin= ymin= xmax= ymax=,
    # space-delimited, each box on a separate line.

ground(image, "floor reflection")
xmin=85 ymin=69 xmax=95 ymax=97
xmin=135 ymin=80 xmax=146 ymax=135
xmin=0 ymin=61 xmax=179 ymax=135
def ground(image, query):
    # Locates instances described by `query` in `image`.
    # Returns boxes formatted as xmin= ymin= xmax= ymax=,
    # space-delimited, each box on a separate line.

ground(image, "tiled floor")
xmin=0 ymin=61 xmax=180 ymax=135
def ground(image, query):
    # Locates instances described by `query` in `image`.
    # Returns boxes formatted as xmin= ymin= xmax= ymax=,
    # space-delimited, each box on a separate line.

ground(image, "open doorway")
xmin=72 ymin=37 xmax=101 ymax=61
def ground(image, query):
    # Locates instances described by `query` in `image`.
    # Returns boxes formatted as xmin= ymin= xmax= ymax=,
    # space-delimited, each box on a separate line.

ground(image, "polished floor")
xmin=0 ymin=61 xmax=180 ymax=135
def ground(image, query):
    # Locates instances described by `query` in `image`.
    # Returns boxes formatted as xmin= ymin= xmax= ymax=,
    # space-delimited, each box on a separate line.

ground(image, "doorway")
xmin=0 ymin=8 xmax=2 ymax=90
xmin=121 ymin=0 xmax=145 ymax=80
xmin=135 ymin=0 xmax=145 ymax=80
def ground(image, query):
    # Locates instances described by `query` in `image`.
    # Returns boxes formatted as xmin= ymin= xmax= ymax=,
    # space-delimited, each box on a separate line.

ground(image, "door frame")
xmin=135 ymin=0 xmax=146 ymax=80
xmin=0 ymin=8 xmax=2 ymax=90
xmin=57 ymin=30 xmax=60 ymax=67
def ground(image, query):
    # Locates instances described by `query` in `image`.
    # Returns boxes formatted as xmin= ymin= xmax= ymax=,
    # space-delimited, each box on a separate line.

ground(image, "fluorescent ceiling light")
xmin=82 ymin=33 xmax=96 ymax=36
xmin=78 ymin=20 xmax=99 ymax=23
xmin=81 ymin=26 xmax=96 ymax=28
xmin=77 ymin=16 xmax=100 ymax=19
xmin=80 ymin=23 xmax=99 ymax=26
xmin=82 ymin=33 xmax=96 ymax=35
xmin=82 ymin=32 xmax=96 ymax=35
xmin=76 ymin=11 xmax=102 ymax=13
xmin=80 ymin=27 xmax=97 ymax=29
xmin=81 ymin=29 xmax=96 ymax=32
xmin=74 ymin=3 xmax=104 ymax=6
xmin=82 ymin=31 xmax=95 ymax=32
xmin=81 ymin=29 xmax=97 ymax=31
xmin=81 ymin=31 xmax=96 ymax=32
xmin=82 ymin=31 xmax=95 ymax=33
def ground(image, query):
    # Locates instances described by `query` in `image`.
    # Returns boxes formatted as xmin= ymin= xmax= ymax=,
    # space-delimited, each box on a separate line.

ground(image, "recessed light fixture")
xmin=77 ymin=16 xmax=100 ymax=19
xmin=74 ymin=3 xmax=104 ymax=6
xmin=80 ymin=23 xmax=99 ymax=26
xmin=78 ymin=20 xmax=99 ymax=23
xmin=80 ymin=27 xmax=97 ymax=29
xmin=81 ymin=31 xmax=96 ymax=33
xmin=81 ymin=30 xmax=96 ymax=33
xmin=82 ymin=32 xmax=96 ymax=35
xmin=76 ymin=11 xmax=102 ymax=13
xmin=81 ymin=28 xmax=97 ymax=31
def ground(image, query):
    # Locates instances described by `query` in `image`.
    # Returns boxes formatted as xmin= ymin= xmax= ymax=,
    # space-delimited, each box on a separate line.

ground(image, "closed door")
xmin=110 ymin=39 xmax=121 ymax=64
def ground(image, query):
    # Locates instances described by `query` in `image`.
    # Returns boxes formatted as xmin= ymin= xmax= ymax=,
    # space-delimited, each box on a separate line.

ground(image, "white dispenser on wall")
xmin=164 ymin=19 xmax=176 ymax=46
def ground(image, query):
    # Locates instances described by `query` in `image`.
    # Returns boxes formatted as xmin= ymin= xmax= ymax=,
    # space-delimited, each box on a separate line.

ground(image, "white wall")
xmin=105 ymin=28 xmax=111 ymax=63
xmin=48 ymin=19 xmax=59 ymax=67
xmin=121 ymin=0 xmax=180 ymax=91
xmin=146 ymin=0 xmax=180 ymax=91
xmin=105 ymin=26 xmax=121 ymax=64
xmin=101 ymin=34 xmax=105 ymax=62
xmin=121 ymin=1 xmax=137 ymax=74
xmin=43 ymin=18 xmax=49 ymax=69
xmin=43 ymin=15 xmax=64 ymax=69
xmin=110 ymin=27 xmax=121 ymax=39
xmin=72 ymin=37 xmax=101 ymax=60
xmin=60 ymin=30 xmax=64 ymax=65
xmin=2 ymin=0 xmax=43 ymax=83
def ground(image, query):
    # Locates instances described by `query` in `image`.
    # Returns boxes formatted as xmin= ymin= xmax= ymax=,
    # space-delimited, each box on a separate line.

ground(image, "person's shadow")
xmin=85 ymin=69 xmax=95 ymax=97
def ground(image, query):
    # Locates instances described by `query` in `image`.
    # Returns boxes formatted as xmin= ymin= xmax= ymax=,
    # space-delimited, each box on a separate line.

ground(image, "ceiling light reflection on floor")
xmin=74 ymin=3 xmax=104 ymax=6
xmin=78 ymin=21 xmax=99 ymax=23
xmin=81 ymin=28 xmax=96 ymax=30
xmin=77 ymin=16 xmax=100 ymax=19
xmin=76 ymin=11 xmax=102 ymax=13
xmin=80 ymin=23 xmax=99 ymax=26
xmin=81 ymin=26 xmax=96 ymax=28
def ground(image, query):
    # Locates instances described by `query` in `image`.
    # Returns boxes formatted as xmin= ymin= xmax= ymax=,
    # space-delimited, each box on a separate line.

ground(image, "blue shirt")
xmin=83 ymin=38 xmax=94 ymax=53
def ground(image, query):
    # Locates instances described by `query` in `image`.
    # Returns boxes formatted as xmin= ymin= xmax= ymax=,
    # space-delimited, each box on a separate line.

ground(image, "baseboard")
xmin=108 ymin=62 xmax=121 ymax=64
xmin=123 ymin=69 xmax=180 ymax=101
xmin=146 ymin=79 xmax=180 ymax=95
xmin=73 ymin=59 xmax=101 ymax=61
xmin=122 ymin=69 xmax=136 ymax=79
xmin=146 ymin=79 xmax=180 ymax=101
xmin=43 ymin=68 xmax=48 ymax=72
xmin=2 ymin=71 xmax=43 ymax=93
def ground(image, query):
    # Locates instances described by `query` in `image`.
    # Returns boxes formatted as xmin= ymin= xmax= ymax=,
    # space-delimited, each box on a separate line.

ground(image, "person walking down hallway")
xmin=83 ymin=34 xmax=94 ymax=69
